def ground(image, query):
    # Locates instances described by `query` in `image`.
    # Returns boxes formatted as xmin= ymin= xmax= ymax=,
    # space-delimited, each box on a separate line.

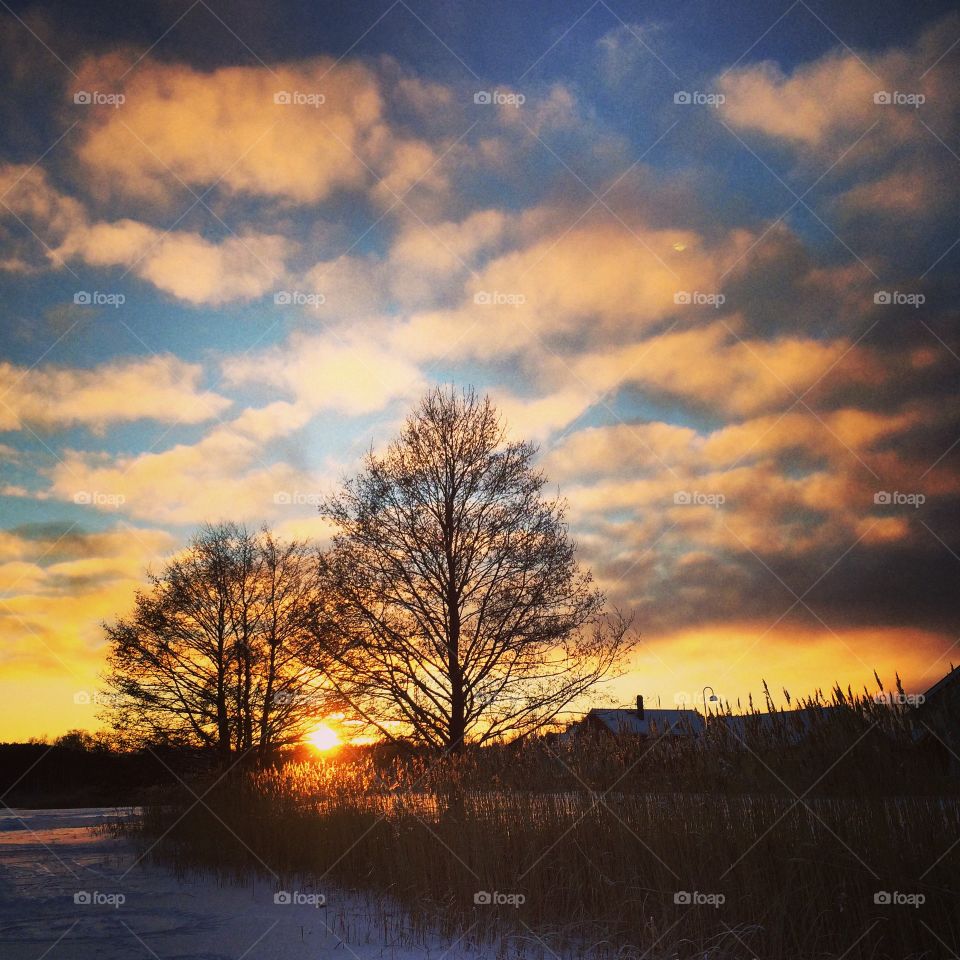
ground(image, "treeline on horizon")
xmin=5 ymin=663 xmax=957 ymax=808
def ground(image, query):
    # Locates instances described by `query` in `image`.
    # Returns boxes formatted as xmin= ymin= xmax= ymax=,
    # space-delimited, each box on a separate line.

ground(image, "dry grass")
xmin=130 ymin=683 xmax=960 ymax=959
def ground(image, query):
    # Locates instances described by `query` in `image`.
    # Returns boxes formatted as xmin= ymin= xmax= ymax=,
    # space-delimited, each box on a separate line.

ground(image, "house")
xmin=713 ymin=705 xmax=838 ymax=745
xmin=565 ymin=695 xmax=839 ymax=745
xmin=568 ymin=670 xmax=959 ymax=751
xmin=567 ymin=696 xmax=705 ymax=739
xmin=913 ymin=664 xmax=960 ymax=771
xmin=919 ymin=663 xmax=960 ymax=711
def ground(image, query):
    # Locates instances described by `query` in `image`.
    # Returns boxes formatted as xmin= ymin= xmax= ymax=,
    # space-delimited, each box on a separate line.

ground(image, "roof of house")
xmin=585 ymin=708 xmax=705 ymax=736
xmin=713 ymin=706 xmax=837 ymax=743
xmin=921 ymin=664 xmax=960 ymax=702
xmin=576 ymin=705 xmax=843 ymax=741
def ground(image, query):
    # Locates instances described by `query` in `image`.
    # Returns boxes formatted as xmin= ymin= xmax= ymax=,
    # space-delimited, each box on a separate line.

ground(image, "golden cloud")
xmin=0 ymin=354 xmax=231 ymax=432
xmin=73 ymin=53 xmax=446 ymax=207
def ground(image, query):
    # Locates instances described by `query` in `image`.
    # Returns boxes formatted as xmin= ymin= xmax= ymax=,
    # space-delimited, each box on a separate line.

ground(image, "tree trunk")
xmin=216 ymin=601 xmax=231 ymax=760
xmin=444 ymin=484 xmax=466 ymax=752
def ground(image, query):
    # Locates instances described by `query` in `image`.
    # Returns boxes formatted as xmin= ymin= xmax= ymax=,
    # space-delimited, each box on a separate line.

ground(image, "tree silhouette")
xmin=319 ymin=387 xmax=634 ymax=750
xmin=102 ymin=523 xmax=330 ymax=758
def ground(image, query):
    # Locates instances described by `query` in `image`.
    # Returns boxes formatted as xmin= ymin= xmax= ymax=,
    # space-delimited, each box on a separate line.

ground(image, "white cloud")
xmin=0 ymin=355 xmax=231 ymax=433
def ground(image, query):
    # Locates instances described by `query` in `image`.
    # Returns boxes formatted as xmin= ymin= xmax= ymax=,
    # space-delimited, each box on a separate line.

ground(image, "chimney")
xmin=636 ymin=695 xmax=644 ymax=719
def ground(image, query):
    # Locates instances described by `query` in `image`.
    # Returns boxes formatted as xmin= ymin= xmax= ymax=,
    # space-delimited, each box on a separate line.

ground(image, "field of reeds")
xmin=129 ymin=683 xmax=960 ymax=959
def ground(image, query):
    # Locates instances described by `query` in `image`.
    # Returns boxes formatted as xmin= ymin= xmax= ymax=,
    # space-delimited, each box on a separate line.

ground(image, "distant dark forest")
xmin=0 ymin=741 xmax=210 ymax=807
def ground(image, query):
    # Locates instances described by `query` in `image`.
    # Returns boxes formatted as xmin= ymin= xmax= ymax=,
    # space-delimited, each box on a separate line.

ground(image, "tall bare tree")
xmin=318 ymin=387 xmax=635 ymax=750
xmin=102 ymin=523 xmax=329 ymax=759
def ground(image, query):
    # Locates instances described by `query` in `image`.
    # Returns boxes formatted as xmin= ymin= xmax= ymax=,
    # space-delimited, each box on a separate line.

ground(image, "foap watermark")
xmin=74 ymin=891 xmax=125 ymax=908
xmin=274 ymin=290 xmax=325 ymax=307
xmin=274 ymin=890 xmax=326 ymax=907
xmin=674 ymin=891 xmax=725 ymax=908
xmin=874 ymin=491 xmax=925 ymax=508
xmin=73 ymin=90 xmax=125 ymax=108
xmin=273 ymin=90 xmax=325 ymax=107
xmin=474 ymin=890 xmax=525 ymax=908
xmin=875 ymin=692 xmax=925 ymax=707
xmin=473 ymin=90 xmax=525 ymax=108
xmin=474 ymin=290 xmax=525 ymax=306
xmin=874 ymin=290 xmax=924 ymax=308
xmin=674 ymin=490 xmax=725 ymax=509
xmin=273 ymin=491 xmax=322 ymax=506
xmin=674 ymin=691 xmax=692 ymax=707
xmin=874 ymin=891 xmax=925 ymax=908
xmin=73 ymin=690 xmax=117 ymax=706
xmin=674 ymin=90 xmax=725 ymax=107
xmin=674 ymin=290 xmax=725 ymax=308
xmin=74 ymin=291 xmax=125 ymax=308
xmin=74 ymin=491 xmax=126 ymax=508
xmin=873 ymin=90 xmax=925 ymax=108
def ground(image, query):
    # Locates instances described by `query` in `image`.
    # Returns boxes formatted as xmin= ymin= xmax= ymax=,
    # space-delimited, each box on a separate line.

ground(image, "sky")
xmin=0 ymin=0 xmax=958 ymax=741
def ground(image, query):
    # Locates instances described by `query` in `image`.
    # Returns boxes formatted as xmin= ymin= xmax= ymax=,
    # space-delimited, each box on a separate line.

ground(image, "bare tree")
xmin=102 ymin=523 xmax=330 ymax=759
xmin=254 ymin=531 xmax=333 ymax=751
xmin=318 ymin=387 xmax=635 ymax=750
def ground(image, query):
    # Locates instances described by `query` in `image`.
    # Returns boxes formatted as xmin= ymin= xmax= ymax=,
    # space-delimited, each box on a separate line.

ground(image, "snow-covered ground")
xmin=0 ymin=808 xmax=490 ymax=959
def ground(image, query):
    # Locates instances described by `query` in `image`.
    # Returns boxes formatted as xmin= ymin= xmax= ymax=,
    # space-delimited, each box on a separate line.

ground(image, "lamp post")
xmin=702 ymin=685 xmax=719 ymax=718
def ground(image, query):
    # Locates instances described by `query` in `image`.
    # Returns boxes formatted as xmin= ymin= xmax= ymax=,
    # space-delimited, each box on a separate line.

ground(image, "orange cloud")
xmin=718 ymin=54 xmax=883 ymax=146
xmin=0 ymin=164 xmax=293 ymax=303
xmin=542 ymin=394 xmax=944 ymax=567
xmin=0 ymin=524 xmax=175 ymax=670
xmin=715 ymin=16 xmax=958 ymax=151
xmin=56 ymin=219 xmax=292 ymax=304
xmin=0 ymin=524 xmax=176 ymax=741
xmin=38 ymin=334 xmax=423 ymax=524
xmin=716 ymin=14 xmax=959 ymax=230
xmin=45 ymin=419 xmax=315 ymax=525
xmin=0 ymin=354 xmax=231 ymax=433
xmin=399 ymin=220 xmax=753 ymax=359
xmin=222 ymin=333 xmax=425 ymax=417
xmin=571 ymin=323 xmax=867 ymax=418
xmin=73 ymin=53 xmax=446 ymax=207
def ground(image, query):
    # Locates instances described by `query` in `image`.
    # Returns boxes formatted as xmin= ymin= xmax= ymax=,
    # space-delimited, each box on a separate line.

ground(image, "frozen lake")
xmin=0 ymin=807 xmax=489 ymax=960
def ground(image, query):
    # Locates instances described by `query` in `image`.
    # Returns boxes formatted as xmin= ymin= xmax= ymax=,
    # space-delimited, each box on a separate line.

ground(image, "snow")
xmin=0 ymin=808 xmax=491 ymax=959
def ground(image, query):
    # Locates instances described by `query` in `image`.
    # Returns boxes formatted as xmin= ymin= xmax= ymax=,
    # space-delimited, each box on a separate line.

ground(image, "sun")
xmin=307 ymin=723 xmax=342 ymax=752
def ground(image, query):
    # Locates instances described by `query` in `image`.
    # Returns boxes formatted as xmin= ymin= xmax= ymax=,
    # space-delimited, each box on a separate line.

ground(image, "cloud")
xmin=72 ymin=53 xmax=447 ymax=208
xmin=222 ymin=332 xmax=425 ymax=417
xmin=40 ymin=333 xmax=424 ymax=524
xmin=398 ymin=217 xmax=749 ymax=360
xmin=45 ymin=418 xmax=312 ymax=525
xmin=55 ymin=217 xmax=292 ymax=304
xmin=571 ymin=323 xmax=881 ymax=418
xmin=837 ymin=165 xmax=953 ymax=218
xmin=0 ymin=163 xmax=292 ymax=304
xmin=0 ymin=164 xmax=86 ymax=272
xmin=536 ymin=387 xmax=959 ymax=645
xmin=0 ymin=523 xmax=175 ymax=675
xmin=388 ymin=208 xmax=510 ymax=303
xmin=300 ymin=208 xmax=512 ymax=315
xmin=717 ymin=54 xmax=883 ymax=147
xmin=715 ymin=14 xmax=960 ymax=244
xmin=597 ymin=23 xmax=668 ymax=89
xmin=0 ymin=354 xmax=231 ymax=432
xmin=0 ymin=165 xmax=85 ymax=236
xmin=715 ymin=16 xmax=958 ymax=150
xmin=301 ymin=254 xmax=391 ymax=317
xmin=494 ymin=385 xmax=595 ymax=442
